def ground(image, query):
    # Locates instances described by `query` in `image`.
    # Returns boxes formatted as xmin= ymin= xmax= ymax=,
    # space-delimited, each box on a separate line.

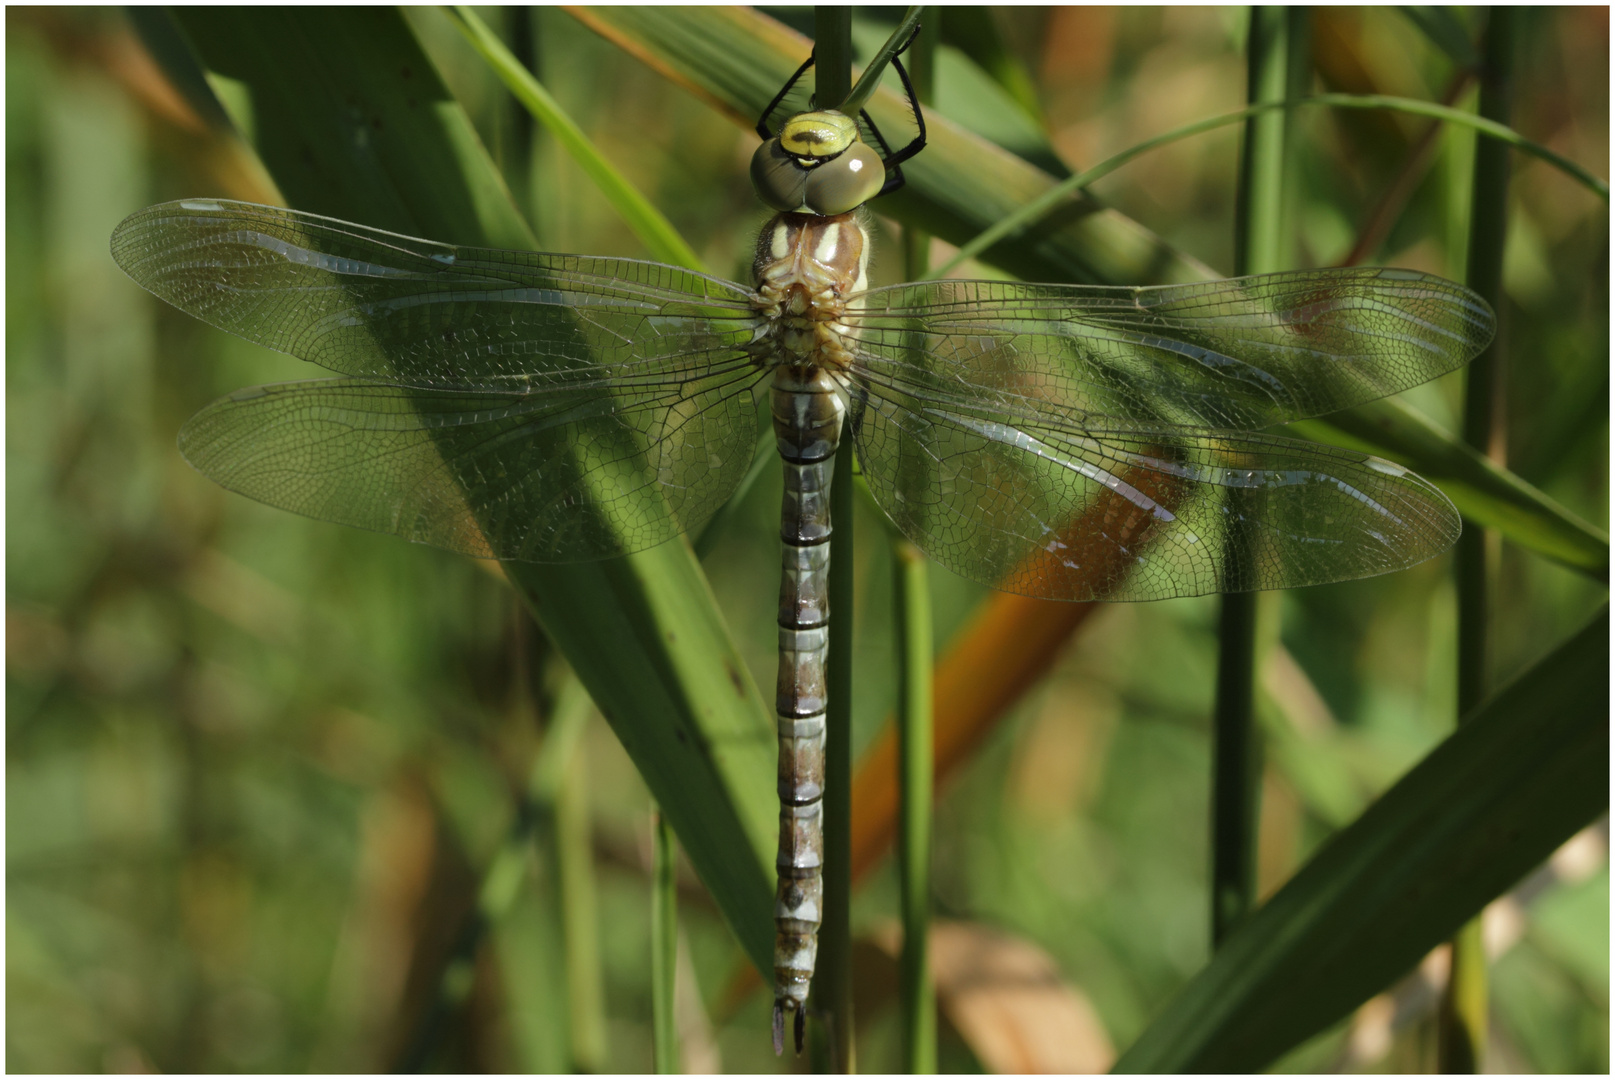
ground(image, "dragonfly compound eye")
xmin=751 ymin=111 xmax=886 ymax=216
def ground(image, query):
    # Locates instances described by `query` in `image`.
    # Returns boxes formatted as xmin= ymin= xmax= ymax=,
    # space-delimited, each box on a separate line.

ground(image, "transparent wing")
xmin=113 ymin=199 xmax=771 ymax=562
xmin=111 ymin=199 xmax=762 ymax=388
xmin=848 ymin=385 xmax=1460 ymax=602
xmin=180 ymin=370 xmax=767 ymax=563
xmin=849 ymin=269 xmax=1494 ymax=431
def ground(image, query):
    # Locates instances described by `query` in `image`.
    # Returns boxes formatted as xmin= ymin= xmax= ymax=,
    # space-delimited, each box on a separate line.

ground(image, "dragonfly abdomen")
xmin=758 ymin=210 xmax=868 ymax=1053
xmin=768 ymin=364 xmax=841 ymax=1050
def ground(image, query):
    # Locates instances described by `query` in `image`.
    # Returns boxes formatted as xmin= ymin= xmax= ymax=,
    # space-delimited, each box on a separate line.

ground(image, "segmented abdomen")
xmin=753 ymin=209 xmax=866 ymax=1053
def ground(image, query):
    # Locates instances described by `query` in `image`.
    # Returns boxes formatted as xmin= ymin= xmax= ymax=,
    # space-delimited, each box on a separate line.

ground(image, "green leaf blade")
xmin=448 ymin=6 xmax=706 ymax=272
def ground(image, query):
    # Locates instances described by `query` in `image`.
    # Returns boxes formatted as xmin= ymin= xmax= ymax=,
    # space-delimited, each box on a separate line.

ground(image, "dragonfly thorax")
xmin=751 ymin=211 xmax=869 ymax=373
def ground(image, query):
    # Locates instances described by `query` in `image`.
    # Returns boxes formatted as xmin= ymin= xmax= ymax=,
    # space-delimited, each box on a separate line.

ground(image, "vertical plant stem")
xmin=1234 ymin=7 xmax=1292 ymax=276
xmin=1210 ymin=596 xmax=1260 ymax=949
xmin=814 ymin=13 xmax=857 ymax=1073
xmin=539 ymin=672 xmax=604 ymax=1072
xmin=1212 ymin=5 xmax=1298 ymax=948
xmin=822 ymin=305 xmax=857 ymax=1077
xmin=896 ymin=13 xmax=939 ymax=1075
xmin=651 ymin=806 xmax=679 ymax=1073
xmin=502 ymin=5 xmax=536 ymax=224
xmin=1442 ymin=6 xmax=1515 ymax=1072
xmin=815 ymin=6 xmax=853 ymax=109
xmin=894 ymin=544 xmax=936 ymax=1073
xmin=558 ymin=732 xmax=606 ymax=1072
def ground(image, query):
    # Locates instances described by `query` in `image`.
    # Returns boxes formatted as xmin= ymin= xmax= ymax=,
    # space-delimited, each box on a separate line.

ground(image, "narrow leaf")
xmin=448 ymin=5 xmax=706 ymax=271
xmin=841 ymin=6 xmax=924 ymax=116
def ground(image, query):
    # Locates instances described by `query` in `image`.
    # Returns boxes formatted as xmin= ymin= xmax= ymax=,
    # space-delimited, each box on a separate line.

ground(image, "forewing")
xmin=849 ymin=269 xmax=1494 ymax=431
xmin=111 ymin=199 xmax=761 ymax=388
xmin=115 ymin=199 xmax=770 ymax=562
xmin=847 ymin=386 xmax=1460 ymax=602
xmin=180 ymin=370 xmax=767 ymax=563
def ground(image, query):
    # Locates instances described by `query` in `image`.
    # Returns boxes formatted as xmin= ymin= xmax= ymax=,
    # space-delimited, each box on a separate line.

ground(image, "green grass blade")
xmin=1294 ymin=93 xmax=1607 ymax=197
xmin=163 ymin=7 xmax=779 ymax=983
xmin=840 ymin=6 xmax=923 ymax=116
xmin=1114 ymin=606 xmax=1609 ymax=1073
xmin=447 ymin=5 xmax=706 ymax=272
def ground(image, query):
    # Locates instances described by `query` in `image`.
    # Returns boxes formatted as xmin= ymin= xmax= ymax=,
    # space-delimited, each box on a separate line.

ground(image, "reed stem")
xmin=895 ymin=14 xmax=939 ymax=1073
xmin=652 ymin=807 xmax=679 ymax=1072
xmin=894 ymin=543 xmax=936 ymax=1073
xmin=1213 ymin=5 xmax=1302 ymax=948
xmin=558 ymin=736 xmax=606 ymax=1071
xmin=1441 ymin=6 xmax=1516 ymax=1072
xmin=814 ymin=12 xmax=857 ymax=1073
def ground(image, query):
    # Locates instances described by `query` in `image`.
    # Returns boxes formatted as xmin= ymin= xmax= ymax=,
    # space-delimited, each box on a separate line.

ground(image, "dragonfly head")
xmin=751 ymin=109 xmax=885 ymax=216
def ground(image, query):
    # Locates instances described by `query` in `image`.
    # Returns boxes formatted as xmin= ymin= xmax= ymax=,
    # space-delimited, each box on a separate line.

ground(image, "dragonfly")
xmin=111 ymin=39 xmax=1494 ymax=1057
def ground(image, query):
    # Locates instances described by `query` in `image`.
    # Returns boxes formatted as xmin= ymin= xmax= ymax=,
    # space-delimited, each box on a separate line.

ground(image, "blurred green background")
xmin=7 ymin=6 xmax=1607 ymax=1073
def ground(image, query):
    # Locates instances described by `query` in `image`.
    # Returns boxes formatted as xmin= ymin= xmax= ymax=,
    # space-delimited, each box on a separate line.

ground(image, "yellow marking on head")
xmin=779 ymin=111 xmax=859 ymax=159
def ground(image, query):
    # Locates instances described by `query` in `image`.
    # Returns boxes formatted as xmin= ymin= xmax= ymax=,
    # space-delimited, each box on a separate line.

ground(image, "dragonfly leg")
xmin=758 ymin=50 xmax=819 ymax=140
xmin=870 ymin=23 xmax=928 ymax=197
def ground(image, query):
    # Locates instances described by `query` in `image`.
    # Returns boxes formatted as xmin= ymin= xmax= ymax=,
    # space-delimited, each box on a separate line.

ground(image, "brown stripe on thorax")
xmin=752 ymin=211 xmax=870 ymax=373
